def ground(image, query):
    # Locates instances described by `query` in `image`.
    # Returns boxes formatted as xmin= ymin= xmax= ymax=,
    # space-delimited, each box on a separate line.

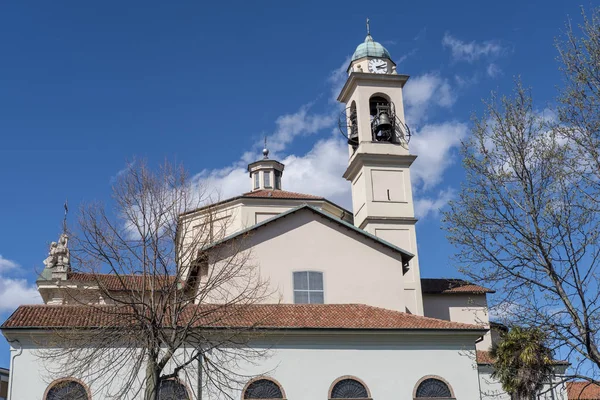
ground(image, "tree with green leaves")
xmin=490 ymin=327 xmax=554 ymax=399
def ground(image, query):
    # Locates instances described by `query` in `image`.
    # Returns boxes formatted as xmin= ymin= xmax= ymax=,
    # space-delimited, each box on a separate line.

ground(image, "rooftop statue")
xmin=43 ymin=233 xmax=70 ymax=273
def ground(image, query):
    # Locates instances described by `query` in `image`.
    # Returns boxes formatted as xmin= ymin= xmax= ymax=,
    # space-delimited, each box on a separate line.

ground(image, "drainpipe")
xmin=6 ymin=339 xmax=22 ymax=400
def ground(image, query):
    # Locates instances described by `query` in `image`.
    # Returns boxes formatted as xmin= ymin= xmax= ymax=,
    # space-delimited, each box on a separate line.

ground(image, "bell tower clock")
xmin=339 ymin=22 xmax=423 ymax=315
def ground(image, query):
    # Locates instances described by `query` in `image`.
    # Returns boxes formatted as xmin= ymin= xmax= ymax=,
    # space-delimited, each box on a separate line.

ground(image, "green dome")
xmin=351 ymin=34 xmax=392 ymax=61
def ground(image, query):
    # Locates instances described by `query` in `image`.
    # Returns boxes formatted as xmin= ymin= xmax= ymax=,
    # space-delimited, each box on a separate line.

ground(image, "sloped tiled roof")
xmin=567 ymin=382 xmax=600 ymax=399
xmin=421 ymin=278 xmax=495 ymax=294
xmin=65 ymin=273 xmax=176 ymax=291
xmin=2 ymin=304 xmax=485 ymax=331
xmin=476 ymin=350 xmax=495 ymax=365
xmin=242 ymin=189 xmax=323 ymax=199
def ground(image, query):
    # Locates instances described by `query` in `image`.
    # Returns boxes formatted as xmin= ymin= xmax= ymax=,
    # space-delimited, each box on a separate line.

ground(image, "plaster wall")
xmin=423 ymin=294 xmax=491 ymax=351
xmin=478 ymin=366 xmax=568 ymax=400
xmin=7 ymin=333 xmax=482 ymax=400
xmin=208 ymin=210 xmax=407 ymax=310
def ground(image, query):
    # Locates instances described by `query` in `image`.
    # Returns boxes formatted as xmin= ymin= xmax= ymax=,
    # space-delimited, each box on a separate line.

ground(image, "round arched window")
xmin=45 ymin=379 xmax=89 ymax=400
xmin=158 ymin=379 xmax=190 ymax=400
xmin=330 ymin=378 xmax=369 ymax=398
xmin=243 ymin=378 xmax=284 ymax=399
xmin=415 ymin=378 xmax=453 ymax=398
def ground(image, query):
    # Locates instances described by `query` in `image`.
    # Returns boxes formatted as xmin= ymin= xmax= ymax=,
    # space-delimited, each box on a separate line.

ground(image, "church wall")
xmin=423 ymin=293 xmax=491 ymax=351
xmin=214 ymin=333 xmax=482 ymax=400
xmin=208 ymin=210 xmax=407 ymax=311
xmin=7 ymin=338 xmax=199 ymax=400
xmin=7 ymin=332 xmax=482 ymax=400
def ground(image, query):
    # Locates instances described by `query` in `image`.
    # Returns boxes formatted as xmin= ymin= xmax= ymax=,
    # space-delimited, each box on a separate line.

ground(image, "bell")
xmin=376 ymin=112 xmax=392 ymax=132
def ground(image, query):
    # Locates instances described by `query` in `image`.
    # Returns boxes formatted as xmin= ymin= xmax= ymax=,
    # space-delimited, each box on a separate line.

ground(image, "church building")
xmin=1 ymin=26 xmax=568 ymax=400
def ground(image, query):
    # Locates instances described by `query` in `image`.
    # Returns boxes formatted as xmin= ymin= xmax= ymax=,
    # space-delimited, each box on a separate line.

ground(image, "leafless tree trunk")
xmin=443 ymin=6 xmax=600 ymax=385
xmin=38 ymin=160 xmax=273 ymax=400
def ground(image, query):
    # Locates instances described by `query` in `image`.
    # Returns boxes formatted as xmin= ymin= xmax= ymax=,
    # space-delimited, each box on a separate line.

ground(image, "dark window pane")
xmin=293 ymin=272 xmax=308 ymax=290
xmin=46 ymin=380 xmax=88 ymax=400
xmin=294 ymin=291 xmax=309 ymax=304
xmin=244 ymin=379 xmax=283 ymax=399
xmin=330 ymin=379 xmax=368 ymax=398
xmin=264 ymin=171 xmax=271 ymax=188
xmin=159 ymin=380 xmax=189 ymax=400
xmin=309 ymin=291 xmax=324 ymax=304
xmin=308 ymin=272 xmax=323 ymax=290
xmin=415 ymin=378 xmax=452 ymax=397
xmin=254 ymin=173 xmax=259 ymax=189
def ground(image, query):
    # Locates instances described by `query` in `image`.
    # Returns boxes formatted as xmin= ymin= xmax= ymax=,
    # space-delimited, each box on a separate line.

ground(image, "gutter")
xmin=6 ymin=339 xmax=22 ymax=400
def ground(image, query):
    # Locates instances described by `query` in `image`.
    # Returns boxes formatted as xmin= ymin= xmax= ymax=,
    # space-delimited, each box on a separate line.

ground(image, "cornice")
xmin=337 ymin=72 xmax=410 ymax=103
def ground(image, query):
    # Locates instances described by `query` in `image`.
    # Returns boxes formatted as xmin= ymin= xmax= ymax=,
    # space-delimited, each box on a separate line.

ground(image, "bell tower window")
xmin=369 ymin=95 xmax=395 ymax=143
xmin=263 ymin=171 xmax=271 ymax=188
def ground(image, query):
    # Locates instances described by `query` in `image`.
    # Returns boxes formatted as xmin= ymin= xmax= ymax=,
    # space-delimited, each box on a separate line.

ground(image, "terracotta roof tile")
xmin=242 ymin=189 xmax=323 ymax=200
xmin=421 ymin=278 xmax=495 ymax=294
xmin=2 ymin=304 xmax=485 ymax=331
xmin=66 ymin=273 xmax=176 ymax=291
xmin=568 ymin=382 xmax=600 ymax=399
xmin=477 ymin=350 xmax=495 ymax=365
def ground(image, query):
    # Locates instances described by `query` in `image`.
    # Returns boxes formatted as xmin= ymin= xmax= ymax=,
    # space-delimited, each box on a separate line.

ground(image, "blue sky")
xmin=0 ymin=0 xmax=589 ymax=367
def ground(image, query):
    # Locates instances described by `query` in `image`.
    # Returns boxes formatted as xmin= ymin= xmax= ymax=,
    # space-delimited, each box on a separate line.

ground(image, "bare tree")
xmin=442 ymin=5 xmax=600 ymax=385
xmin=39 ymin=160 xmax=272 ymax=400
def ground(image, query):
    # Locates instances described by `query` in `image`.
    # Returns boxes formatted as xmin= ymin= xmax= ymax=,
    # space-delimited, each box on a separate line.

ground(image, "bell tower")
xmin=339 ymin=21 xmax=423 ymax=315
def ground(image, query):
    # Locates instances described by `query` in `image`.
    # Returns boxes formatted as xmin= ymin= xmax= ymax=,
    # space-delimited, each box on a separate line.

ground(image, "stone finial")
xmin=43 ymin=233 xmax=71 ymax=280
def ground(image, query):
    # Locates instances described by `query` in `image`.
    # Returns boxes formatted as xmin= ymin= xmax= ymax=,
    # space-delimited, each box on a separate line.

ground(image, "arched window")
xmin=159 ymin=379 xmax=190 ymax=400
xmin=329 ymin=377 xmax=370 ymax=399
xmin=414 ymin=377 xmax=454 ymax=398
xmin=243 ymin=378 xmax=285 ymax=399
xmin=45 ymin=379 xmax=89 ymax=400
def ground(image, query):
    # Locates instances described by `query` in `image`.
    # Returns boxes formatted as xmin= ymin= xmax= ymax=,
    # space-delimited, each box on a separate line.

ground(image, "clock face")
xmin=368 ymin=58 xmax=388 ymax=74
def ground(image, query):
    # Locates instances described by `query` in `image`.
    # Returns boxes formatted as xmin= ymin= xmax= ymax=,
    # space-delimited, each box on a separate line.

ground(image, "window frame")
xmin=254 ymin=172 xmax=260 ymax=189
xmin=44 ymin=377 xmax=91 ymax=400
xmin=158 ymin=378 xmax=191 ymax=400
xmin=263 ymin=171 xmax=272 ymax=188
xmin=328 ymin=375 xmax=372 ymax=399
xmin=292 ymin=270 xmax=324 ymax=304
xmin=274 ymin=170 xmax=282 ymax=190
xmin=412 ymin=375 xmax=455 ymax=399
xmin=242 ymin=376 xmax=286 ymax=400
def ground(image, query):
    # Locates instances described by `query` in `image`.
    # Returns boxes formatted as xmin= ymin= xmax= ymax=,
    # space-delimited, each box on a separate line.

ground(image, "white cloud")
xmin=410 ymin=121 xmax=468 ymax=189
xmin=403 ymin=73 xmax=456 ymax=125
xmin=0 ymin=255 xmax=18 ymax=272
xmin=442 ymin=33 xmax=506 ymax=63
xmin=486 ymin=63 xmax=502 ymax=78
xmin=0 ymin=276 xmax=42 ymax=312
xmin=327 ymin=57 xmax=351 ymax=104
xmin=282 ymin=137 xmax=351 ymax=208
xmin=0 ymin=255 xmax=42 ymax=313
xmin=414 ymin=189 xmax=455 ymax=219
xmin=267 ymin=105 xmax=337 ymax=153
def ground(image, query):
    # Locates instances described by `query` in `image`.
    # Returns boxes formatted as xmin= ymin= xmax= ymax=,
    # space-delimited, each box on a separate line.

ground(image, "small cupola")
xmin=247 ymin=142 xmax=285 ymax=192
